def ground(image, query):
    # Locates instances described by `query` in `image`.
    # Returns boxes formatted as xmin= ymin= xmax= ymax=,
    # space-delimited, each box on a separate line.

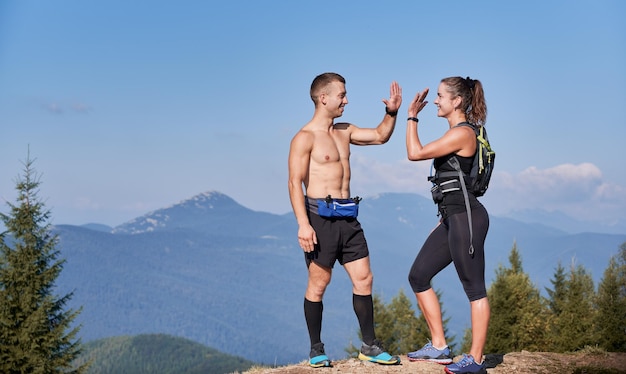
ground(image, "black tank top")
xmin=434 ymin=153 xmax=473 ymax=175
xmin=433 ymin=153 xmax=481 ymax=218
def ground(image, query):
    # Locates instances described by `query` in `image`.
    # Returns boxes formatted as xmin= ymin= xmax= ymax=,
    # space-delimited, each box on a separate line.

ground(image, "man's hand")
xmin=382 ymin=81 xmax=402 ymax=113
xmin=298 ymin=224 xmax=318 ymax=253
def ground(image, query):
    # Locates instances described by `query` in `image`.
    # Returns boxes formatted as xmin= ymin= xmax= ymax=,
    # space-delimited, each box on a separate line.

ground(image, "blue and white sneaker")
xmin=407 ymin=341 xmax=453 ymax=364
xmin=308 ymin=342 xmax=331 ymax=368
xmin=445 ymin=354 xmax=486 ymax=374
xmin=358 ymin=339 xmax=400 ymax=365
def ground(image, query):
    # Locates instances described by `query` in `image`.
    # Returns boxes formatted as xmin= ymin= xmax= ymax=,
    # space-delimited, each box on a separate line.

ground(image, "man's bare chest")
xmin=311 ymin=135 xmax=349 ymax=164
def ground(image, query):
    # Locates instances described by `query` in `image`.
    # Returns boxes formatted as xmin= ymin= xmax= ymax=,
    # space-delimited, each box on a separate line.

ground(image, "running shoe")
xmin=308 ymin=342 xmax=331 ymax=368
xmin=407 ymin=341 xmax=453 ymax=364
xmin=445 ymin=354 xmax=487 ymax=374
xmin=357 ymin=339 xmax=401 ymax=365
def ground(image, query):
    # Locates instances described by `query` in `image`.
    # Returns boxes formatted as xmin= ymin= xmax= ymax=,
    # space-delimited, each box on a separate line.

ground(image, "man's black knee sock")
xmin=304 ymin=298 xmax=323 ymax=346
xmin=353 ymin=294 xmax=375 ymax=346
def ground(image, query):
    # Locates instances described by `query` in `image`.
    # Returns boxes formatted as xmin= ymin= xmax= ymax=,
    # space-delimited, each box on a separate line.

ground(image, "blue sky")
xmin=1 ymin=0 xmax=625 ymax=232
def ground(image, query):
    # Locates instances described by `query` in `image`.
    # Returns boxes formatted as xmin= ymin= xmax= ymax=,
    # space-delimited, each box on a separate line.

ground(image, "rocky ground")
xmin=243 ymin=351 xmax=626 ymax=374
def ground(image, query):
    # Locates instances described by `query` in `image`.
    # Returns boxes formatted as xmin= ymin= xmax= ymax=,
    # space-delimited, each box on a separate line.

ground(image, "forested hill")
xmin=71 ymin=334 xmax=257 ymax=374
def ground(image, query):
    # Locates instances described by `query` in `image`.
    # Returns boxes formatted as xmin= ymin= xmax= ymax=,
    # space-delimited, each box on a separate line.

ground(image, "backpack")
xmin=457 ymin=122 xmax=495 ymax=197
xmin=431 ymin=122 xmax=495 ymax=198
xmin=430 ymin=122 xmax=495 ymax=257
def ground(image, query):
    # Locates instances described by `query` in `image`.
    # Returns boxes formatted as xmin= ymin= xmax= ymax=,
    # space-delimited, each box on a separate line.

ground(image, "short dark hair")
xmin=310 ymin=72 xmax=345 ymax=105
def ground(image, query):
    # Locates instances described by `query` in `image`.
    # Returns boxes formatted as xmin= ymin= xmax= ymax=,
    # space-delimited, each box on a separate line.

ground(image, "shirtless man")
xmin=288 ymin=72 xmax=402 ymax=367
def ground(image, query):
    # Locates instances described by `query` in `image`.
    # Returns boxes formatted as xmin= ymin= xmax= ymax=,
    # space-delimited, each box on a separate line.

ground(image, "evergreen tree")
xmin=544 ymin=262 xmax=567 ymax=350
xmin=484 ymin=242 xmax=549 ymax=353
xmin=0 ymin=156 xmax=86 ymax=373
xmin=594 ymin=242 xmax=626 ymax=352
xmin=546 ymin=262 xmax=567 ymax=316
xmin=549 ymin=262 xmax=596 ymax=352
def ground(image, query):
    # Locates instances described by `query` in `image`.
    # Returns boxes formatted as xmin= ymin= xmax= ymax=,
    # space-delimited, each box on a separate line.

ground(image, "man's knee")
xmin=310 ymin=275 xmax=331 ymax=289
xmin=307 ymin=269 xmax=332 ymax=298
xmin=352 ymin=272 xmax=373 ymax=294
xmin=306 ymin=279 xmax=330 ymax=301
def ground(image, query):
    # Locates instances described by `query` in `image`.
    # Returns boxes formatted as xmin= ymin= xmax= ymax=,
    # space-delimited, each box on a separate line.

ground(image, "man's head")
xmin=310 ymin=72 xmax=346 ymax=106
xmin=310 ymin=73 xmax=348 ymax=119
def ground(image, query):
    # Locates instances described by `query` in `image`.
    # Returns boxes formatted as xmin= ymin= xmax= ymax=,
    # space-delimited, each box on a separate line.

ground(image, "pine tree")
xmin=0 ymin=156 xmax=87 ymax=373
xmin=549 ymin=262 xmax=596 ymax=352
xmin=544 ymin=262 xmax=567 ymax=350
xmin=594 ymin=242 xmax=626 ymax=352
xmin=546 ymin=262 xmax=567 ymax=316
xmin=484 ymin=242 xmax=549 ymax=353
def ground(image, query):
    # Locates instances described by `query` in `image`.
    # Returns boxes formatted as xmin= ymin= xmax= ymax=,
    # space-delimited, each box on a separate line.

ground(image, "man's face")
xmin=323 ymin=81 xmax=348 ymax=117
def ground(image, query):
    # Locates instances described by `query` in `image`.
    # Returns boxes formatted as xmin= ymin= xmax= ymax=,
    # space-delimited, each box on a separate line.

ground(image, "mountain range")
xmin=52 ymin=191 xmax=626 ymax=365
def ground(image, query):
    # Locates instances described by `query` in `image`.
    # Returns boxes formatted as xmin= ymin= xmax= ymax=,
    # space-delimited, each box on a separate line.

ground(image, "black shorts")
xmin=305 ymin=211 xmax=369 ymax=269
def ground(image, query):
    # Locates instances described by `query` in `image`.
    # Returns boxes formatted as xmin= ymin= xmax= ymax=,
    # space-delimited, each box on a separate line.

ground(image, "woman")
xmin=404 ymin=77 xmax=490 ymax=374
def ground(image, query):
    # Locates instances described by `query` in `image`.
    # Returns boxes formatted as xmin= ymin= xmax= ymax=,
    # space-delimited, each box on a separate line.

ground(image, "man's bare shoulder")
xmin=292 ymin=125 xmax=315 ymax=138
xmin=290 ymin=126 xmax=315 ymax=148
xmin=331 ymin=122 xmax=356 ymax=143
xmin=292 ymin=120 xmax=330 ymax=140
xmin=333 ymin=122 xmax=352 ymax=131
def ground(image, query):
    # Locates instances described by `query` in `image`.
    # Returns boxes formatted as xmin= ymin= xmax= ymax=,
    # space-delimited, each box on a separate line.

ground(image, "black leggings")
xmin=408 ymin=205 xmax=489 ymax=301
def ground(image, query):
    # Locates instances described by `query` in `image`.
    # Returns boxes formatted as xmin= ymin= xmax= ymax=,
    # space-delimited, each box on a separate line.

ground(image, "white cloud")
xmin=499 ymin=163 xmax=602 ymax=203
xmin=491 ymin=163 xmax=626 ymax=221
xmin=350 ymin=156 xmax=626 ymax=224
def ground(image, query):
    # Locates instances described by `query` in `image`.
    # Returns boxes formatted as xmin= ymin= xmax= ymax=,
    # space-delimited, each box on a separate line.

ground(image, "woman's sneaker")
xmin=444 ymin=354 xmax=487 ymax=374
xmin=308 ymin=342 xmax=331 ymax=368
xmin=358 ymin=339 xmax=401 ymax=365
xmin=407 ymin=341 xmax=453 ymax=364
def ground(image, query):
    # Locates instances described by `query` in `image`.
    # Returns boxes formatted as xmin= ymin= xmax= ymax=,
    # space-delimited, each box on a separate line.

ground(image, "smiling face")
xmin=321 ymin=80 xmax=348 ymax=118
xmin=434 ymin=82 xmax=460 ymax=119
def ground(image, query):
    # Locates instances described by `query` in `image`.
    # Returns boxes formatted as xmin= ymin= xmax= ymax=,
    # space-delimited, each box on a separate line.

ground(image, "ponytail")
xmin=441 ymin=76 xmax=487 ymax=126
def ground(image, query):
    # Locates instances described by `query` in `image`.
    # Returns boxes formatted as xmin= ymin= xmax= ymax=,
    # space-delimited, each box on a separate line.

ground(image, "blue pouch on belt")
xmin=317 ymin=196 xmax=360 ymax=218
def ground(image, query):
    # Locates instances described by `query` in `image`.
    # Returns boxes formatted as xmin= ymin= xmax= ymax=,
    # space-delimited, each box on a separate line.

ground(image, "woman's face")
xmin=434 ymin=82 xmax=456 ymax=118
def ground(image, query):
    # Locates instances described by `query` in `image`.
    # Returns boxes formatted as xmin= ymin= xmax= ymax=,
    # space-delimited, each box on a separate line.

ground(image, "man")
xmin=287 ymin=72 xmax=402 ymax=367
